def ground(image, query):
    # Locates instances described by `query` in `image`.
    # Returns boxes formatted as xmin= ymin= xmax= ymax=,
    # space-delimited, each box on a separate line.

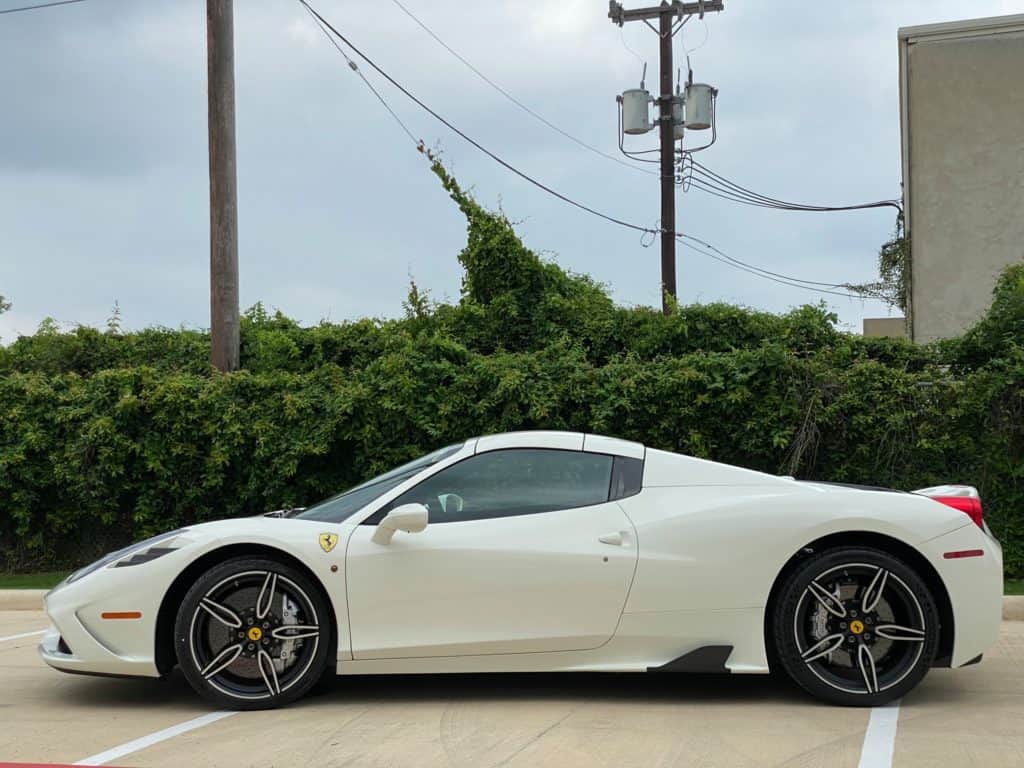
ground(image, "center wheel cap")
xmin=247 ymin=626 xmax=263 ymax=642
xmin=849 ymin=619 xmax=865 ymax=635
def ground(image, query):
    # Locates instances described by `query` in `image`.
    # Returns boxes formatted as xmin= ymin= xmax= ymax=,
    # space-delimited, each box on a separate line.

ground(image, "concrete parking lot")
xmin=2 ymin=607 xmax=1023 ymax=767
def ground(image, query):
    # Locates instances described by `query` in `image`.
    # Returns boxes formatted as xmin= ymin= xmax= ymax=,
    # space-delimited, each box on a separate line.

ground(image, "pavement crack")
xmin=490 ymin=707 xmax=577 ymax=768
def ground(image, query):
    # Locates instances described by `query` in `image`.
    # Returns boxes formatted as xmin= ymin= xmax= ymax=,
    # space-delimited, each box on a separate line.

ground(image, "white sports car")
xmin=40 ymin=431 xmax=1002 ymax=709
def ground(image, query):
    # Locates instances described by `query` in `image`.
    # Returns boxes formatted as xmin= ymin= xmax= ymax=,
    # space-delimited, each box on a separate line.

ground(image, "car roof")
xmin=474 ymin=431 xmax=645 ymax=460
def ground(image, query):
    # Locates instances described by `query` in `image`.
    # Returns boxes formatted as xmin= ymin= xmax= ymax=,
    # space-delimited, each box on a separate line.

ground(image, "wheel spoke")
xmin=806 ymin=580 xmax=847 ymax=618
xmin=875 ymin=623 xmax=926 ymax=642
xmin=800 ymin=633 xmax=846 ymax=663
xmin=857 ymin=643 xmax=879 ymax=694
xmin=862 ymin=567 xmax=889 ymax=613
xmin=256 ymin=572 xmax=277 ymax=620
xmin=199 ymin=597 xmax=242 ymax=629
xmin=270 ymin=624 xmax=319 ymax=641
xmin=257 ymin=649 xmax=281 ymax=695
xmin=201 ymin=643 xmax=243 ymax=679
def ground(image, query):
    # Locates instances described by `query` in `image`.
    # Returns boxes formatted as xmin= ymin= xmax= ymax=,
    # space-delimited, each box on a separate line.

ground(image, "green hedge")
xmin=1 ymin=162 xmax=1021 ymax=575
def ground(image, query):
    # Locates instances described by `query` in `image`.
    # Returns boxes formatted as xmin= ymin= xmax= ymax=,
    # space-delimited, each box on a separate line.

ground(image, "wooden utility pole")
xmin=657 ymin=5 xmax=676 ymax=310
xmin=609 ymin=0 xmax=724 ymax=314
xmin=207 ymin=0 xmax=240 ymax=372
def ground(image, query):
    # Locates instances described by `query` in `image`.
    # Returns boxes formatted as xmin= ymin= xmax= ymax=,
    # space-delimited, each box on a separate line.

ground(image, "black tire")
xmin=772 ymin=546 xmax=939 ymax=707
xmin=174 ymin=556 xmax=332 ymax=710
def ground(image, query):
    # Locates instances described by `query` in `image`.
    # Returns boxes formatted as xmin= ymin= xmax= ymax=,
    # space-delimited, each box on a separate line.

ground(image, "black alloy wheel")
xmin=773 ymin=547 xmax=939 ymax=706
xmin=175 ymin=556 xmax=332 ymax=710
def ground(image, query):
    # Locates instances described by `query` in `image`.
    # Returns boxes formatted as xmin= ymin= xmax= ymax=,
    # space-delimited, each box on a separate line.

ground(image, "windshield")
xmin=295 ymin=442 xmax=465 ymax=524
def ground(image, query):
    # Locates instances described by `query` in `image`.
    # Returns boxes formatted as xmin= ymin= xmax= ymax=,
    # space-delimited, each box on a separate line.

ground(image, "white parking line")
xmin=857 ymin=701 xmax=901 ymax=768
xmin=73 ymin=710 xmax=238 ymax=766
xmin=0 ymin=629 xmax=46 ymax=643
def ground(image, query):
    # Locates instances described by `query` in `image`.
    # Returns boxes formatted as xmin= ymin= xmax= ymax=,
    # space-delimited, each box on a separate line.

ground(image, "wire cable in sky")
xmin=678 ymin=232 xmax=857 ymax=292
xmin=683 ymin=157 xmax=902 ymax=213
xmin=385 ymin=0 xmax=658 ymax=177
xmin=301 ymin=0 xmax=658 ymax=235
xmin=0 ymin=0 xmax=88 ymax=14
xmin=676 ymin=237 xmax=861 ymax=298
xmin=303 ymin=5 xmax=418 ymax=144
xmin=302 ymin=1 xmax=866 ymax=301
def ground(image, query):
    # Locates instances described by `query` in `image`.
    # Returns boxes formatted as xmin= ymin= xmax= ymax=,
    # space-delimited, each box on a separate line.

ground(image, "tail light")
xmin=914 ymin=485 xmax=983 ymax=528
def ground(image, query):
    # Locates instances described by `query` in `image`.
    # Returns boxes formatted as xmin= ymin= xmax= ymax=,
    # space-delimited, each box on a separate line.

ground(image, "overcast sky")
xmin=1 ymin=0 xmax=1021 ymax=341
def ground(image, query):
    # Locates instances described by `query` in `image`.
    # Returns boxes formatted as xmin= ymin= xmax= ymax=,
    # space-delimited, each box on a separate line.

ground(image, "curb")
xmin=1 ymin=589 xmax=1024 ymax=618
xmin=0 ymin=589 xmax=47 ymax=611
xmin=1005 ymin=595 xmax=1024 ymax=622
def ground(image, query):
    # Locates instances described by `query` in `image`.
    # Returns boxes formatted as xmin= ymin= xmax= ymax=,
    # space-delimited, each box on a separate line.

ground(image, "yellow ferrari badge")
xmin=319 ymin=533 xmax=338 ymax=553
xmin=850 ymin=620 xmax=865 ymax=635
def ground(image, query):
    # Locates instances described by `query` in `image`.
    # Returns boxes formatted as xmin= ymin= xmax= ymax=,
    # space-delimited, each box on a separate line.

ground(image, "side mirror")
xmin=371 ymin=503 xmax=429 ymax=545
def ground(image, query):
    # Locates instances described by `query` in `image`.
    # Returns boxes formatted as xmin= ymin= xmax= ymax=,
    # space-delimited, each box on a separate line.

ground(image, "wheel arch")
xmin=763 ymin=530 xmax=955 ymax=671
xmin=155 ymin=543 xmax=339 ymax=675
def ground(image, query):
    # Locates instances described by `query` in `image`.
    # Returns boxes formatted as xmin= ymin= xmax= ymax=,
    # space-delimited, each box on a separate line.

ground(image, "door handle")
xmin=598 ymin=532 xmax=624 ymax=546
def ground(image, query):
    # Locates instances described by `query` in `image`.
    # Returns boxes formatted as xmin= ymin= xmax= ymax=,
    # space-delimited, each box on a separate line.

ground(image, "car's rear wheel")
xmin=174 ymin=556 xmax=332 ymax=710
xmin=772 ymin=546 xmax=939 ymax=706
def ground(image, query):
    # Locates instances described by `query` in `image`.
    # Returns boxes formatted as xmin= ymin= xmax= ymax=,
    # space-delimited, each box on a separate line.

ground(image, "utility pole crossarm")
xmin=608 ymin=0 xmax=723 ymax=26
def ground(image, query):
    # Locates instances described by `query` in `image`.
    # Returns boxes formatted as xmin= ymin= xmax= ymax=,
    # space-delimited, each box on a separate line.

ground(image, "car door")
xmin=345 ymin=448 xmax=638 ymax=659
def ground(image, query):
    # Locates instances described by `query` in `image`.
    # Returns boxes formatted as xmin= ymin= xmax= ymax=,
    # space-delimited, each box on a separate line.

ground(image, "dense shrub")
xmin=0 ymin=162 xmax=1021 ymax=575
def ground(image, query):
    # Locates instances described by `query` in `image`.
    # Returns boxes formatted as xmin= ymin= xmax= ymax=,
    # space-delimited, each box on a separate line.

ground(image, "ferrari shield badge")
xmin=319 ymin=533 xmax=338 ymax=553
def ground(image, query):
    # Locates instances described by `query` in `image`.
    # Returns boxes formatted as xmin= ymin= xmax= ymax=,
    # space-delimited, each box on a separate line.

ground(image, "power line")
xmin=385 ymin=0 xmax=658 ymax=177
xmin=301 ymin=0 xmax=656 ymax=235
xmin=0 ymin=0 xmax=88 ymax=14
xmin=682 ymin=156 xmax=902 ymax=213
xmin=302 ymin=1 xmax=865 ymax=301
xmin=302 ymin=4 xmax=418 ymax=144
xmin=677 ymin=233 xmax=861 ymax=296
xmin=676 ymin=238 xmax=860 ymax=298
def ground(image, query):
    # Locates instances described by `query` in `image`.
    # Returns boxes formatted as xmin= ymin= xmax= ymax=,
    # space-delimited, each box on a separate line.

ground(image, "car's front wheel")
xmin=772 ymin=546 xmax=939 ymax=706
xmin=174 ymin=556 xmax=332 ymax=710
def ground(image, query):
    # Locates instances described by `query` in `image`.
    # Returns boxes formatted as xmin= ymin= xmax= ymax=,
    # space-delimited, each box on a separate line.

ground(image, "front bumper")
xmin=38 ymin=625 xmax=154 ymax=678
xmin=39 ymin=589 xmax=161 ymax=679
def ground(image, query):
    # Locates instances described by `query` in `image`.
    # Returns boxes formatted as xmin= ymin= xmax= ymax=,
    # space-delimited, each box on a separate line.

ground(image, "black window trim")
xmin=361 ymin=447 xmax=645 ymax=526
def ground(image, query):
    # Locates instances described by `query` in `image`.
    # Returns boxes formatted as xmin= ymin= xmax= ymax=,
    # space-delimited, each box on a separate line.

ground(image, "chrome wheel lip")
xmin=188 ymin=570 xmax=320 ymax=702
xmin=793 ymin=562 xmax=925 ymax=696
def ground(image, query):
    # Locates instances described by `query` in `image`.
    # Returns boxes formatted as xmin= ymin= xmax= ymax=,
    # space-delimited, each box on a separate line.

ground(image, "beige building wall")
xmin=863 ymin=317 xmax=908 ymax=339
xmin=900 ymin=16 xmax=1024 ymax=343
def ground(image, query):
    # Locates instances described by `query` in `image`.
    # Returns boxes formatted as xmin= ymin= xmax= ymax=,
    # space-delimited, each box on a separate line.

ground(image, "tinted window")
xmin=296 ymin=443 xmax=464 ymax=524
xmin=609 ymin=456 xmax=644 ymax=500
xmin=383 ymin=449 xmax=614 ymax=524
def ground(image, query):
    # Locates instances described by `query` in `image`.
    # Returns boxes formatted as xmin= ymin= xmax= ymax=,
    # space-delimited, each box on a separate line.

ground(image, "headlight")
xmin=64 ymin=529 xmax=188 ymax=585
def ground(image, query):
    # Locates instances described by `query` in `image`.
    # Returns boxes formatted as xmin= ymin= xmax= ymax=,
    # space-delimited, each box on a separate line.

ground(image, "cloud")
xmin=1 ymin=0 xmax=1016 ymax=340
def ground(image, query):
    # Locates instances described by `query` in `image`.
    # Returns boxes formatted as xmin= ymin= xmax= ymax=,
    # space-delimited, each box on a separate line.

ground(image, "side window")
xmin=387 ymin=449 xmax=614 ymax=524
xmin=609 ymin=456 xmax=644 ymax=500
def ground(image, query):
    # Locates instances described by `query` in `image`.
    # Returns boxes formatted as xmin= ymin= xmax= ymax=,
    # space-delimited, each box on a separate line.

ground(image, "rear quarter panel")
xmin=618 ymin=454 xmax=967 ymax=616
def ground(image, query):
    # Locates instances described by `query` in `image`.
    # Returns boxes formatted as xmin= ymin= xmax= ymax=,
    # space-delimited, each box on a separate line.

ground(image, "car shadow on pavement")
xmin=50 ymin=668 xmax=816 ymax=710
xmin=313 ymin=671 xmax=812 ymax=707
xmin=50 ymin=665 xmax=977 ymax=712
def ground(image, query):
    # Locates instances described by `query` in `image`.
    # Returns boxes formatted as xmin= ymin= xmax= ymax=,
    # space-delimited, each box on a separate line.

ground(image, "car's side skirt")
xmin=646 ymin=645 xmax=733 ymax=674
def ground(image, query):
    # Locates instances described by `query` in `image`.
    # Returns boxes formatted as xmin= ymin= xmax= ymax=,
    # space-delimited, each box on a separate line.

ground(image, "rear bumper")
xmin=920 ymin=522 xmax=1003 ymax=668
